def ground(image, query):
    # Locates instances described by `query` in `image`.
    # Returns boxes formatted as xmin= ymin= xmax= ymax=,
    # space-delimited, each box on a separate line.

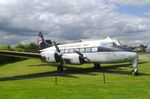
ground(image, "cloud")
xmin=110 ymin=0 xmax=150 ymax=6
xmin=0 ymin=0 xmax=149 ymax=46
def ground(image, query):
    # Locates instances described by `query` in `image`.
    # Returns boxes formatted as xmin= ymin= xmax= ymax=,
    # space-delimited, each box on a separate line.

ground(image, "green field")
xmin=0 ymin=58 xmax=150 ymax=99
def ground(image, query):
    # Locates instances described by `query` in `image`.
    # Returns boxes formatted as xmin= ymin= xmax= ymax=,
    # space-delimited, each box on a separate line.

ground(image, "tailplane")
xmin=37 ymin=32 xmax=52 ymax=50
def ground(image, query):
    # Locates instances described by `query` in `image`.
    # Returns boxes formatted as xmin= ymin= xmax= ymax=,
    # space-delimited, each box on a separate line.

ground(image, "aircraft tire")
xmin=93 ymin=63 xmax=102 ymax=69
xmin=131 ymin=70 xmax=139 ymax=76
xmin=57 ymin=65 xmax=63 ymax=73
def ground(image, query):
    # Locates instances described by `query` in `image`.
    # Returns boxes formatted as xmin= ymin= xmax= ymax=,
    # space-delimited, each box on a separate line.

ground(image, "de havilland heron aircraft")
xmin=0 ymin=32 xmax=139 ymax=75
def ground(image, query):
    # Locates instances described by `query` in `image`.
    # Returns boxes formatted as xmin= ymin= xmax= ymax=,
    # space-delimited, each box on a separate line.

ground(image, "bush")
xmin=14 ymin=43 xmax=39 ymax=52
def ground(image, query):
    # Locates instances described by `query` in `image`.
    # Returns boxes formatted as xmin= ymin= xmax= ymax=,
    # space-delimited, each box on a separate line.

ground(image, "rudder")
xmin=37 ymin=32 xmax=52 ymax=50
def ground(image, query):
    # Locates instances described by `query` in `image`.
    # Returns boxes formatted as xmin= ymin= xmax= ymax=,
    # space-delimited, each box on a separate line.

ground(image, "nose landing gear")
xmin=131 ymin=55 xmax=139 ymax=76
xmin=131 ymin=69 xmax=139 ymax=76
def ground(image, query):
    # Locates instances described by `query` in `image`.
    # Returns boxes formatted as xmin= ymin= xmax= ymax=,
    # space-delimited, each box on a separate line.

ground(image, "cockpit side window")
xmin=112 ymin=42 xmax=116 ymax=46
xmin=100 ymin=42 xmax=107 ymax=46
xmin=100 ymin=42 xmax=116 ymax=47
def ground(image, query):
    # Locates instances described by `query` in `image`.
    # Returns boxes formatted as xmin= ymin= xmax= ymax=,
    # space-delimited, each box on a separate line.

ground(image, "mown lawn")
xmin=0 ymin=58 xmax=150 ymax=99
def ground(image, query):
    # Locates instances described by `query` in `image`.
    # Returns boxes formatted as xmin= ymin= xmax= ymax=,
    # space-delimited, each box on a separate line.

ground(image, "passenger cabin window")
xmin=69 ymin=49 xmax=74 ymax=53
xmin=74 ymin=48 xmax=79 ymax=52
xmin=61 ymin=47 xmax=98 ymax=53
xmin=64 ymin=49 xmax=69 ymax=53
xmin=85 ymin=47 xmax=91 ymax=52
xmin=92 ymin=47 xmax=98 ymax=52
xmin=80 ymin=48 xmax=85 ymax=53
xmin=60 ymin=49 xmax=65 ymax=53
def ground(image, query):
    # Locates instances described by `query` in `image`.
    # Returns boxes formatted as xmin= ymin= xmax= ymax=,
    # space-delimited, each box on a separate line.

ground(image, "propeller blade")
xmin=74 ymin=49 xmax=91 ymax=62
xmin=53 ymin=41 xmax=64 ymax=72
xmin=53 ymin=41 xmax=60 ymax=52
xmin=85 ymin=57 xmax=91 ymax=62
xmin=74 ymin=49 xmax=83 ymax=56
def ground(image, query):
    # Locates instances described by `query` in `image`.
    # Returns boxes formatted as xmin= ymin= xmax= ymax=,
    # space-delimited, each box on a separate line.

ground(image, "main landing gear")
xmin=57 ymin=64 xmax=63 ymax=73
xmin=93 ymin=63 xmax=102 ymax=69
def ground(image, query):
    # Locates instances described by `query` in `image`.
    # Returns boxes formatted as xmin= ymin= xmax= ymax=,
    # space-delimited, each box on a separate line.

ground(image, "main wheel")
xmin=93 ymin=63 xmax=102 ymax=69
xmin=57 ymin=65 xmax=63 ymax=73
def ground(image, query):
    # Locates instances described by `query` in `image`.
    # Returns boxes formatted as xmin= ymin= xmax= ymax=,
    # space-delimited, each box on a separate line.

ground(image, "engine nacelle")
xmin=62 ymin=54 xmax=84 ymax=65
xmin=40 ymin=51 xmax=61 ymax=63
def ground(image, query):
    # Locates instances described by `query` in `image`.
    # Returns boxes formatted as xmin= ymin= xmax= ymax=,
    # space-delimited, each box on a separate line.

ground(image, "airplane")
xmin=0 ymin=32 xmax=139 ymax=75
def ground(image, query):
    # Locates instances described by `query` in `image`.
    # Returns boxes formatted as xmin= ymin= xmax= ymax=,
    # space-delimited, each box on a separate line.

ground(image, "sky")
xmin=0 ymin=0 xmax=150 ymax=46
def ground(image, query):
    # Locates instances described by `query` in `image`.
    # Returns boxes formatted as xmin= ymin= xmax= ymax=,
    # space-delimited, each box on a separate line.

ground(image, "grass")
xmin=0 ymin=58 xmax=150 ymax=99
xmin=137 ymin=52 xmax=150 ymax=54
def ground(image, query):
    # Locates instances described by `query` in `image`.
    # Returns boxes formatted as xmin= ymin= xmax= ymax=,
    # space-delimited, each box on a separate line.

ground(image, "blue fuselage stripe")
xmin=98 ymin=46 xmax=133 ymax=52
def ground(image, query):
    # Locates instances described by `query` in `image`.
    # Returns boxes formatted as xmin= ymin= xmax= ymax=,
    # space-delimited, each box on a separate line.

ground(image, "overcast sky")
xmin=0 ymin=0 xmax=150 ymax=45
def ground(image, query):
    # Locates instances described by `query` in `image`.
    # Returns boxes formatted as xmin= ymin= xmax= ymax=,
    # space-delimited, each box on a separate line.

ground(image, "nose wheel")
xmin=131 ymin=55 xmax=138 ymax=76
xmin=131 ymin=69 xmax=139 ymax=76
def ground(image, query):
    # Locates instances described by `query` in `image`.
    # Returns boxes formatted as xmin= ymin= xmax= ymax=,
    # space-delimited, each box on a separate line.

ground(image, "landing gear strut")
xmin=93 ymin=63 xmax=102 ymax=69
xmin=131 ymin=55 xmax=139 ymax=76
xmin=57 ymin=64 xmax=63 ymax=73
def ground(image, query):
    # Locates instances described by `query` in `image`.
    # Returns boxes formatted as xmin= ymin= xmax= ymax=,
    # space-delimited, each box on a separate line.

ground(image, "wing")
xmin=0 ymin=50 xmax=41 ymax=58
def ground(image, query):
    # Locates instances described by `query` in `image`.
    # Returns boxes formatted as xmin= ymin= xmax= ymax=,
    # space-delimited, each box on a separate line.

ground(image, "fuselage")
xmin=40 ymin=38 xmax=138 ymax=64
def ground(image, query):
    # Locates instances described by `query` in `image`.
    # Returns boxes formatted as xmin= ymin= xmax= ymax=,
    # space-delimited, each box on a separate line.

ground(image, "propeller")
xmin=53 ymin=41 xmax=60 ymax=52
xmin=73 ymin=49 xmax=91 ymax=62
xmin=74 ymin=50 xmax=83 ymax=56
xmin=53 ymin=41 xmax=63 ymax=72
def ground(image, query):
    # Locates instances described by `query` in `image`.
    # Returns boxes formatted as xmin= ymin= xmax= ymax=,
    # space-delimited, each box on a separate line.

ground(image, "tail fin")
xmin=37 ymin=32 xmax=52 ymax=50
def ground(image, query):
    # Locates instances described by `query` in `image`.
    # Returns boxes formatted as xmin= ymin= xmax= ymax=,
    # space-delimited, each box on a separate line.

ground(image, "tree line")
xmin=0 ymin=43 xmax=39 ymax=53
